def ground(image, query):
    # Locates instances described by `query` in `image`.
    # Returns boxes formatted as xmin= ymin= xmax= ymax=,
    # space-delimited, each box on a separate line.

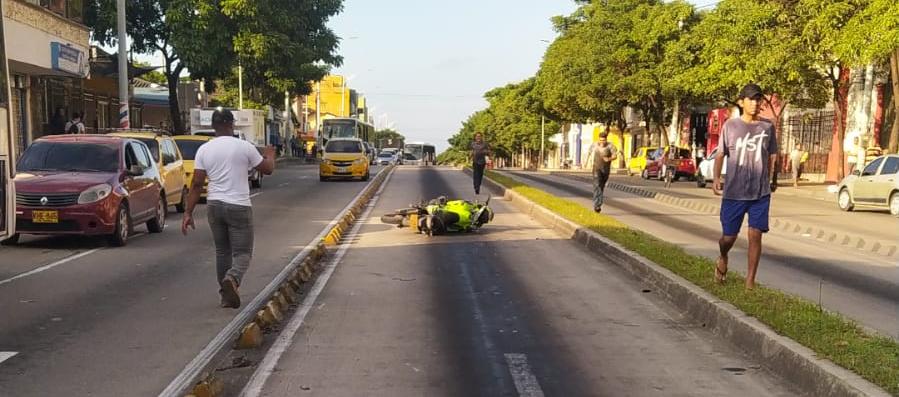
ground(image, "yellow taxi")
xmin=320 ymin=138 xmax=370 ymax=181
xmin=627 ymin=146 xmax=660 ymax=176
xmin=111 ymin=131 xmax=188 ymax=212
xmin=172 ymin=135 xmax=213 ymax=197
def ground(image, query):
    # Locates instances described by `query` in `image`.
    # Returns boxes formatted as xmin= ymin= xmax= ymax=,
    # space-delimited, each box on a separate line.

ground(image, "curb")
xmin=478 ymin=171 xmax=890 ymax=397
xmin=546 ymin=172 xmax=898 ymax=259
xmin=166 ymin=165 xmax=395 ymax=397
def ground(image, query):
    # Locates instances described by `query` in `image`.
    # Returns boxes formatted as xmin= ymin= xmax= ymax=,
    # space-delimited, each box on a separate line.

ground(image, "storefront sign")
xmin=50 ymin=42 xmax=88 ymax=78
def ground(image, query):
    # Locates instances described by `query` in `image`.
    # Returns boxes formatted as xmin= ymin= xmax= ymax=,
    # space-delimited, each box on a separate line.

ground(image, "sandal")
xmin=714 ymin=257 xmax=728 ymax=284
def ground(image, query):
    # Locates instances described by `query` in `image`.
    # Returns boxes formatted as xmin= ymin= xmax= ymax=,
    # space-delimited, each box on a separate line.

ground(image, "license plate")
xmin=336 ymin=167 xmax=348 ymax=173
xmin=32 ymin=210 xmax=59 ymax=224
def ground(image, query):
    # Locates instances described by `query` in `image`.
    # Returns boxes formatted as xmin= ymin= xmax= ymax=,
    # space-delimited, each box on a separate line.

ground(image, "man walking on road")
xmin=181 ymin=109 xmax=276 ymax=308
xmin=789 ymin=143 xmax=806 ymax=187
xmin=471 ymin=133 xmax=490 ymax=195
xmin=713 ymin=83 xmax=778 ymax=290
xmin=585 ymin=132 xmax=618 ymax=213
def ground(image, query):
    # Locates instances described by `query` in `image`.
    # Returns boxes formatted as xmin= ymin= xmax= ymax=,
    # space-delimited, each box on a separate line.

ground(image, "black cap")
xmin=738 ymin=83 xmax=764 ymax=100
xmin=211 ymin=108 xmax=235 ymax=125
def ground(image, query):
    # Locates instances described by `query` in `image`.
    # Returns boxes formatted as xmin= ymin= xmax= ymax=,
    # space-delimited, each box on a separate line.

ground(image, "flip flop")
xmin=714 ymin=257 xmax=728 ymax=284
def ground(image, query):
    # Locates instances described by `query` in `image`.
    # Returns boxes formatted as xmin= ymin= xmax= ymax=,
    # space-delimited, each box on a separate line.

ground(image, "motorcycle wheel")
xmin=380 ymin=214 xmax=405 ymax=225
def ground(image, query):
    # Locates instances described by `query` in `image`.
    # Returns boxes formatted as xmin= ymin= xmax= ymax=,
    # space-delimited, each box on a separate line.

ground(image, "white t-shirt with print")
xmin=194 ymin=136 xmax=264 ymax=207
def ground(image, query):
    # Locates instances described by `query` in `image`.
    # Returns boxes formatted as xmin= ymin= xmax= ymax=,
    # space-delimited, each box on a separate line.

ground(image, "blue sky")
xmin=330 ymin=0 xmax=718 ymax=152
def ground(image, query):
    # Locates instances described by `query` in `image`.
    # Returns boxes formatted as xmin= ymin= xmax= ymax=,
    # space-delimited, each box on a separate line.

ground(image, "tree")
xmin=372 ymin=128 xmax=405 ymax=149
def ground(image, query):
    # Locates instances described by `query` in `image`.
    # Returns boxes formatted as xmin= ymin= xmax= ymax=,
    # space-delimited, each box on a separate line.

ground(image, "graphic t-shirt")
xmin=719 ymin=118 xmax=778 ymax=200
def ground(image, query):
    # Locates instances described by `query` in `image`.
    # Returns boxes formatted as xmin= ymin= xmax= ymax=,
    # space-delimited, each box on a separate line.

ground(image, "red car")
xmin=642 ymin=147 xmax=696 ymax=182
xmin=6 ymin=135 xmax=166 ymax=246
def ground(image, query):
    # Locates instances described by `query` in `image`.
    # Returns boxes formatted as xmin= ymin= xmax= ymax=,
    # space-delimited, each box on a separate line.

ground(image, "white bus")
xmin=0 ymin=7 xmax=14 ymax=242
xmin=404 ymin=142 xmax=436 ymax=166
xmin=319 ymin=117 xmax=374 ymax=153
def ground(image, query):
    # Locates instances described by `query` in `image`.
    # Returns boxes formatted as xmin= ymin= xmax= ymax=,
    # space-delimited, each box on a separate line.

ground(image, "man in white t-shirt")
xmin=181 ymin=108 xmax=275 ymax=308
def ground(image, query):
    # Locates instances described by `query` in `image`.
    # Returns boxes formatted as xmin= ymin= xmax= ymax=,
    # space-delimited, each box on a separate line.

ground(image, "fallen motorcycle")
xmin=380 ymin=196 xmax=494 ymax=236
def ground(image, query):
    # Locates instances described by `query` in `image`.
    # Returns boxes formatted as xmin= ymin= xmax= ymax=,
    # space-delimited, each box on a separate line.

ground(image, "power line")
xmin=363 ymin=92 xmax=483 ymax=99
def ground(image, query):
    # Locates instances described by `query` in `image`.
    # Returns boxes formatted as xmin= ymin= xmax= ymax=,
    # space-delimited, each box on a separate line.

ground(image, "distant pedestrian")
xmin=585 ymin=131 xmax=618 ymax=213
xmin=789 ymin=143 xmax=806 ymax=187
xmin=64 ymin=112 xmax=85 ymax=134
xmin=470 ymin=133 xmax=490 ymax=195
xmin=289 ymin=135 xmax=299 ymax=157
xmin=49 ymin=107 xmax=66 ymax=134
xmin=712 ymin=83 xmax=778 ymax=290
xmin=181 ymin=109 xmax=276 ymax=308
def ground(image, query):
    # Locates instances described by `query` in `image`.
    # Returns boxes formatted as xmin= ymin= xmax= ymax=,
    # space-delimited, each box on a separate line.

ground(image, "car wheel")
xmin=175 ymin=187 xmax=188 ymax=213
xmin=641 ymin=169 xmax=649 ymax=179
xmin=838 ymin=188 xmax=854 ymax=212
xmin=362 ymin=171 xmax=370 ymax=181
xmin=109 ymin=203 xmax=131 ymax=247
xmin=889 ymin=192 xmax=899 ymax=217
xmin=147 ymin=195 xmax=166 ymax=233
xmin=1 ymin=233 xmax=20 ymax=246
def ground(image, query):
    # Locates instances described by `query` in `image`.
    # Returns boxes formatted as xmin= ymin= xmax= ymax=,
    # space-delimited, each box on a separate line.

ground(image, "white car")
xmin=696 ymin=147 xmax=727 ymax=188
xmin=377 ymin=151 xmax=396 ymax=165
xmin=836 ymin=154 xmax=899 ymax=216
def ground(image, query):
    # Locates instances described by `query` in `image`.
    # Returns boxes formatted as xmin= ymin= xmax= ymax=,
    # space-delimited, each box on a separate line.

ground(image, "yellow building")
xmin=304 ymin=75 xmax=352 ymax=132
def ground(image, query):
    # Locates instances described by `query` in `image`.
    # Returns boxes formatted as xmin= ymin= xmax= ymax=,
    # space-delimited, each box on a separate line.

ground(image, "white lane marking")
xmin=277 ymin=182 xmax=290 ymax=187
xmin=0 ymin=352 xmax=18 ymax=364
xmin=505 ymin=353 xmax=545 ymax=397
xmin=0 ymin=248 xmax=102 ymax=287
xmin=239 ymin=169 xmax=394 ymax=397
xmin=160 ymin=166 xmax=391 ymax=397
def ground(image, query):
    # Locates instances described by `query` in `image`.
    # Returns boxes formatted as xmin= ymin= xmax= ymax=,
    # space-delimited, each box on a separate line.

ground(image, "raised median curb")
xmin=167 ymin=165 xmax=395 ymax=397
xmin=544 ymin=171 xmax=897 ymax=259
xmin=467 ymin=168 xmax=890 ymax=397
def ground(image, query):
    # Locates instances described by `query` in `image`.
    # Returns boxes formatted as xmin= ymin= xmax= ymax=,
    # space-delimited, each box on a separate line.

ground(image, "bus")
xmin=319 ymin=117 xmax=374 ymax=153
xmin=403 ymin=142 xmax=436 ymax=166
xmin=0 ymin=6 xmax=14 ymax=242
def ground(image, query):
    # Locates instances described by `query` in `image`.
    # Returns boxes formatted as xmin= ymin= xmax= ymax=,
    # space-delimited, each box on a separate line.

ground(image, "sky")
xmin=329 ymin=0 xmax=718 ymax=152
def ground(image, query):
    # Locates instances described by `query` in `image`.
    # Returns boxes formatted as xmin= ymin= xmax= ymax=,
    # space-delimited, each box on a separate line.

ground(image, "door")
xmin=871 ymin=156 xmax=898 ymax=206
xmin=854 ymin=157 xmax=883 ymax=203
xmin=126 ymin=142 xmax=156 ymax=220
xmin=159 ymin=139 xmax=184 ymax=205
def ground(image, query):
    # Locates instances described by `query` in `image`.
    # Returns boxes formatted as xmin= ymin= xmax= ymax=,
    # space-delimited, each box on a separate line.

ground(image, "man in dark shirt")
xmin=585 ymin=132 xmax=618 ymax=213
xmin=470 ymin=133 xmax=490 ymax=195
xmin=713 ymin=83 xmax=778 ymax=290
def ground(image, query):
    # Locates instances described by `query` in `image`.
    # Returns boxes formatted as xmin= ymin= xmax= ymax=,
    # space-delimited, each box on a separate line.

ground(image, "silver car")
xmin=836 ymin=154 xmax=899 ymax=216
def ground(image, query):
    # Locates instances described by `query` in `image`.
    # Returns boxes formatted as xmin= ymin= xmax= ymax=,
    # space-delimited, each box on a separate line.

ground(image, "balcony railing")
xmin=23 ymin=0 xmax=83 ymax=23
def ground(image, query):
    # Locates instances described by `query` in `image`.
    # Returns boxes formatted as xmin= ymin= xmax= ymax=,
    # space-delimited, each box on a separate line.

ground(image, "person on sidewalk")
xmin=181 ymin=109 xmax=276 ymax=308
xmin=64 ymin=112 xmax=85 ymax=134
xmin=471 ymin=133 xmax=490 ymax=195
xmin=585 ymin=132 xmax=618 ymax=213
xmin=789 ymin=143 xmax=806 ymax=187
xmin=713 ymin=83 xmax=778 ymax=290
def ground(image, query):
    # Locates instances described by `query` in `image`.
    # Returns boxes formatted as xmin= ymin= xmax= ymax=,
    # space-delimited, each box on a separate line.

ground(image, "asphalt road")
xmin=503 ymin=170 xmax=899 ymax=340
xmin=250 ymin=167 xmax=800 ymax=396
xmin=0 ymin=163 xmax=384 ymax=396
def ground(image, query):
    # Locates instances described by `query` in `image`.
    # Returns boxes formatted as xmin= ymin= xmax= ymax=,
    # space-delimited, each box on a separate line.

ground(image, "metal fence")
xmin=779 ymin=110 xmax=834 ymax=174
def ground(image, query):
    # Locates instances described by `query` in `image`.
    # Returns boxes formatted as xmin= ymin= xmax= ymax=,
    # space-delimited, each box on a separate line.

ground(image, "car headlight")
xmin=78 ymin=183 xmax=113 ymax=204
xmin=322 ymin=159 xmax=332 ymax=165
xmin=355 ymin=158 xmax=367 ymax=164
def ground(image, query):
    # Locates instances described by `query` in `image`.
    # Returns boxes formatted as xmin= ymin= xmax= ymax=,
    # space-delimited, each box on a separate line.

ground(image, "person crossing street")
xmin=181 ymin=108 xmax=276 ymax=308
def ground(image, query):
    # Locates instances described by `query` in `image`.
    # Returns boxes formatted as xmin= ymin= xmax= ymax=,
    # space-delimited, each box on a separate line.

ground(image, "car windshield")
xmin=175 ymin=140 xmax=207 ymax=161
xmin=18 ymin=141 xmax=119 ymax=173
xmin=326 ymin=140 xmax=363 ymax=153
xmin=136 ymin=138 xmax=160 ymax=162
xmin=378 ymin=153 xmax=393 ymax=158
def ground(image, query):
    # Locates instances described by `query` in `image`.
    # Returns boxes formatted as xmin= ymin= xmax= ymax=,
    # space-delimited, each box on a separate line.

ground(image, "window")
xmin=880 ymin=157 xmax=899 ymax=175
xmin=132 ymin=142 xmax=152 ymax=169
xmin=861 ymin=157 xmax=883 ymax=177
xmin=137 ymin=138 xmax=159 ymax=162
xmin=175 ymin=140 xmax=206 ymax=161
xmin=17 ymin=141 xmax=119 ymax=172
xmin=124 ymin=144 xmax=139 ymax=169
xmin=325 ymin=140 xmax=363 ymax=153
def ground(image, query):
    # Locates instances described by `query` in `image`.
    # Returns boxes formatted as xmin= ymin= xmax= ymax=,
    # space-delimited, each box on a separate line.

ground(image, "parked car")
xmin=377 ymin=151 xmax=396 ymax=165
xmin=363 ymin=142 xmax=377 ymax=165
xmin=836 ymin=154 xmax=899 ymax=216
xmin=696 ymin=147 xmax=727 ymax=188
xmin=627 ymin=146 xmax=659 ymax=176
xmin=173 ymin=135 xmax=213 ymax=198
xmin=642 ymin=147 xmax=696 ymax=181
xmin=320 ymin=138 xmax=371 ymax=181
xmin=6 ymin=135 xmax=166 ymax=246
xmin=111 ymin=132 xmax=187 ymax=212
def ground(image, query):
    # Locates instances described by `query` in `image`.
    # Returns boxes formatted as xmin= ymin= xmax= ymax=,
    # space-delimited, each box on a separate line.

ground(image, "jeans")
xmin=593 ymin=169 xmax=610 ymax=209
xmin=207 ymin=200 xmax=254 ymax=285
xmin=473 ymin=162 xmax=486 ymax=193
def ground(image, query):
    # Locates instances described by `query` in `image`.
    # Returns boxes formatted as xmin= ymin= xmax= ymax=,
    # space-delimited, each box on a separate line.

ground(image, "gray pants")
xmin=207 ymin=201 xmax=254 ymax=285
xmin=593 ymin=169 xmax=610 ymax=209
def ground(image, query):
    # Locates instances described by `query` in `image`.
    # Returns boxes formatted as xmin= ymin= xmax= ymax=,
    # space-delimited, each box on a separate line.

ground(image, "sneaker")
xmin=220 ymin=276 xmax=241 ymax=309
xmin=594 ymin=206 xmax=602 ymax=213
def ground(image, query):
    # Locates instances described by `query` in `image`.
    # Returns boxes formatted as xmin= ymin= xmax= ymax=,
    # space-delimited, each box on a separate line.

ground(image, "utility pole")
xmin=540 ymin=115 xmax=545 ymax=169
xmin=238 ymin=61 xmax=244 ymax=109
xmin=116 ymin=0 xmax=129 ymax=128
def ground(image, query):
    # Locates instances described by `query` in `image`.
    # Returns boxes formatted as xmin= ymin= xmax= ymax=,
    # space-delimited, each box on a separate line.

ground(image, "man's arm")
xmin=712 ymin=153 xmax=725 ymax=195
xmin=181 ymin=169 xmax=207 ymax=235
xmin=769 ymin=154 xmax=778 ymax=192
xmin=255 ymin=145 xmax=276 ymax=175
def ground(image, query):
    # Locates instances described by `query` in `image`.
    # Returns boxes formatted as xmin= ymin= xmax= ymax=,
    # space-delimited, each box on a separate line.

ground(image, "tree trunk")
xmin=165 ymin=60 xmax=185 ymax=134
xmin=888 ymin=49 xmax=899 ymax=154
xmin=834 ymin=86 xmax=847 ymax=180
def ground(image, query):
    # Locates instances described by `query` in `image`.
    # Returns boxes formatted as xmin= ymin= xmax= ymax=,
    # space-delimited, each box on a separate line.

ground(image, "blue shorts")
xmin=720 ymin=195 xmax=771 ymax=236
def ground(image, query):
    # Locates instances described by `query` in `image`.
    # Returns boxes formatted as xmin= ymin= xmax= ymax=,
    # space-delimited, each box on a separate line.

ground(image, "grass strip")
xmin=486 ymin=170 xmax=899 ymax=395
